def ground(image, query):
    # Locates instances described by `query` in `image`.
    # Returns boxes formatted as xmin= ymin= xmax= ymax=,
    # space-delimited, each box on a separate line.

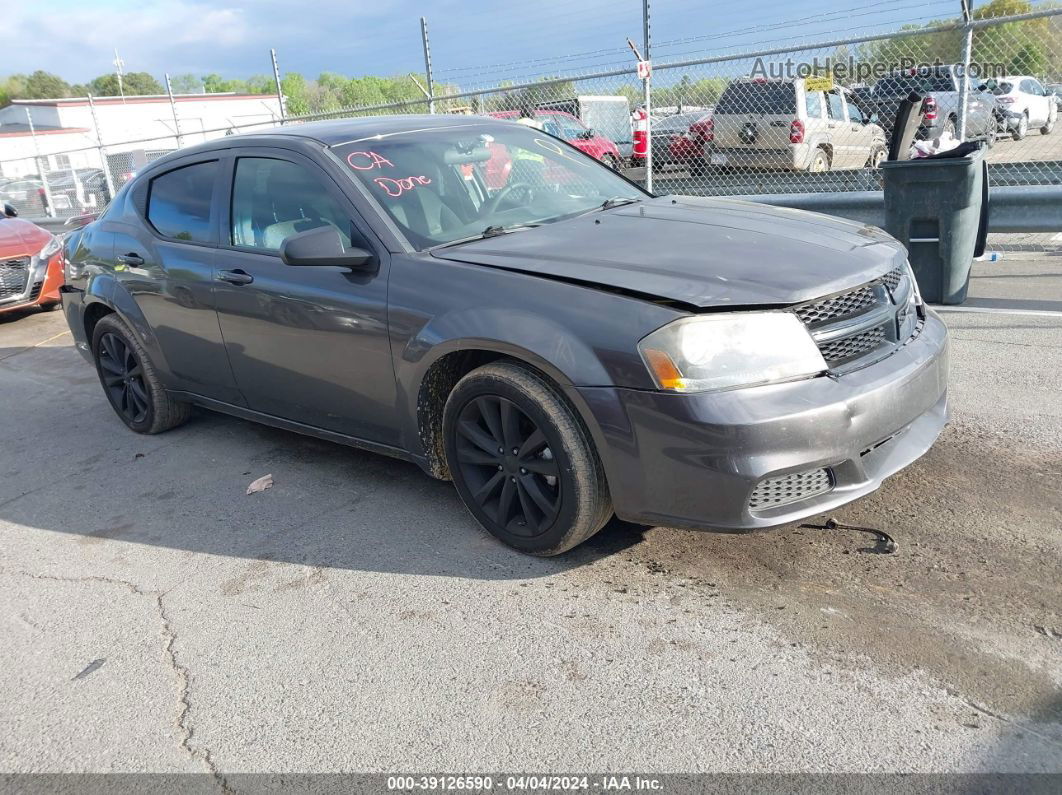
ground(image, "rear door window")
xmin=147 ymin=161 xmax=218 ymax=243
xmin=805 ymin=92 xmax=823 ymax=119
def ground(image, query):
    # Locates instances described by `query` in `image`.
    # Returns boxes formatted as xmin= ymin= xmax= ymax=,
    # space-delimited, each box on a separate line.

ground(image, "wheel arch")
xmin=409 ymin=336 xmax=610 ymax=481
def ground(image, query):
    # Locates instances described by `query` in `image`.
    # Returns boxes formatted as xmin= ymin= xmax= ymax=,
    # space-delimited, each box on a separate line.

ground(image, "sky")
xmin=3 ymin=0 xmax=1038 ymax=92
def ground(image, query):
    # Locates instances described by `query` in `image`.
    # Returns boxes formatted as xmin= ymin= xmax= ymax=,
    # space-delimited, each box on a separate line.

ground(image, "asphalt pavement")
xmin=1 ymin=253 xmax=1060 ymax=779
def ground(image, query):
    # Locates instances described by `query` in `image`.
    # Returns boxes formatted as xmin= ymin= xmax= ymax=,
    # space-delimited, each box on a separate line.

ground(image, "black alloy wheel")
xmin=91 ymin=313 xmax=190 ymax=434
xmin=453 ymin=395 xmax=561 ymax=537
xmin=98 ymin=331 xmax=150 ymax=425
xmin=443 ymin=362 xmax=613 ymax=555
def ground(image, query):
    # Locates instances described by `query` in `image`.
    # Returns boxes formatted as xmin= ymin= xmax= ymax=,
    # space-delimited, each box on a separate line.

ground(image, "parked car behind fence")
xmin=708 ymin=78 xmax=887 ymax=172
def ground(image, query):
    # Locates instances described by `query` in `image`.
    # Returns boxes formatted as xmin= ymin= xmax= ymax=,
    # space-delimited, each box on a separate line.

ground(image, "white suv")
xmin=708 ymin=78 xmax=886 ymax=172
xmin=991 ymin=75 xmax=1057 ymax=139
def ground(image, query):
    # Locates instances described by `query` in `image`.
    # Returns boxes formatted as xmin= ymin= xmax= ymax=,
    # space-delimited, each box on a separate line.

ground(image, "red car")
xmin=487 ymin=110 xmax=622 ymax=169
xmin=0 ymin=204 xmax=63 ymax=315
xmin=661 ymin=111 xmax=714 ymax=174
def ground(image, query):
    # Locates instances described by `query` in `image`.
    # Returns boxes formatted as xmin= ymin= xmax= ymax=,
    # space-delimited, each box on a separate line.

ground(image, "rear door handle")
xmin=117 ymin=252 xmax=144 ymax=266
xmin=216 ymin=268 xmax=254 ymax=286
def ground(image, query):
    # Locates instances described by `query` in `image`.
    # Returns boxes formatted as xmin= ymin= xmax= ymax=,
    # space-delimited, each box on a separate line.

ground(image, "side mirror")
xmin=3 ymin=203 xmax=16 ymax=218
xmin=977 ymin=84 xmax=989 ymax=92
xmin=279 ymin=225 xmax=376 ymax=272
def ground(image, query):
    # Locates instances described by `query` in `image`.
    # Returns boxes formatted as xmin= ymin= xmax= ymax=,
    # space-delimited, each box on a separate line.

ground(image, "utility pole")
xmin=957 ymin=0 xmax=974 ymax=141
xmin=113 ymin=49 xmax=126 ymax=100
xmin=420 ymin=17 xmax=436 ymax=114
xmin=165 ymin=73 xmax=183 ymax=147
xmin=87 ymin=93 xmax=117 ymax=200
xmin=270 ymin=48 xmax=286 ymax=123
xmin=642 ymin=0 xmax=653 ymax=192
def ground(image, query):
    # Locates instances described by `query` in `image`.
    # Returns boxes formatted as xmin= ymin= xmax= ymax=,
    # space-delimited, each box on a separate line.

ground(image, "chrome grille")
xmin=749 ymin=467 xmax=833 ymax=512
xmin=790 ymin=264 xmax=917 ymax=372
xmin=793 ymin=285 xmax=876 ymax=327
xmin=881 ymin=266 xmax=903 ymax=292
xmin=0 ymin=257 xmax=30 ymax=299
xmin=817 ymin=323 xmax=889 ymax=365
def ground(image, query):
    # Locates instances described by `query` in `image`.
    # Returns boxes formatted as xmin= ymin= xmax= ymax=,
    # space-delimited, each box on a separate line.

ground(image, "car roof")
xmin=239 ymin=114 xmax=501 ymax=146
xmin=136 ymin=114 xmax=516 ymax=176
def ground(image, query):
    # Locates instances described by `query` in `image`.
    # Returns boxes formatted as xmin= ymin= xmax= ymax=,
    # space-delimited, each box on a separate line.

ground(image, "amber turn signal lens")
xmin=642 ymin=348 xmax=686 ymax=391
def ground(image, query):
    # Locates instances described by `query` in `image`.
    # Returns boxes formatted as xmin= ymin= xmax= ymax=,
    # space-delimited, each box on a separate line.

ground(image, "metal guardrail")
xmin=735 ymin=185 xmax=1062 ymax=234
xmin=652 ymin=161 xmax=1062 ymax=198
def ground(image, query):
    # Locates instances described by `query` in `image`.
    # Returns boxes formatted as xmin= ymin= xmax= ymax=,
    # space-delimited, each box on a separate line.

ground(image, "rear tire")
xmin=1041 ymin=115 xmax=1055 ymax=135
xmin=91 ymin=314 xmax=190 ymax=434
xmin=809 ymin=148 xmax=830 ymax=173
xmin=866 ymin=146 xmax=887 ymax=168
xmin=443 ymin=361 xmax=612 ymax=556
xmin=601 ymin=154 xmax=620 ymax=170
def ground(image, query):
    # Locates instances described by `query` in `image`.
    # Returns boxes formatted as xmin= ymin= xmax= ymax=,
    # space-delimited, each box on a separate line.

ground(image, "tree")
xmin=280 ymin=72 xmax=310 ymax=116
xmin=89 ymin=71 xmax=164 ymax=96
xmin=24 ymin=71 xmax=71 ymax=99
xmin=169 ymin=74 xmax=202 ymax=94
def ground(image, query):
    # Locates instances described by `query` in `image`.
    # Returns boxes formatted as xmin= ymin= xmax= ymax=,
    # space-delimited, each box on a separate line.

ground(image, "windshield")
xmin=332 ymin=123 xmax=644 ymax=251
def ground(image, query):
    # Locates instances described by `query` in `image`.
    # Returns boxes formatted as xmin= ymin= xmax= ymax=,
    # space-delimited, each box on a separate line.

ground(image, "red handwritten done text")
xmin=374 ymin=175 xmax=432 ymax=197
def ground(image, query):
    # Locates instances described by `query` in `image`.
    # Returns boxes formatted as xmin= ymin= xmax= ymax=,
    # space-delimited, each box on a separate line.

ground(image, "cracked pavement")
xmin=0 ymin=253 xmax=1060 ymax=776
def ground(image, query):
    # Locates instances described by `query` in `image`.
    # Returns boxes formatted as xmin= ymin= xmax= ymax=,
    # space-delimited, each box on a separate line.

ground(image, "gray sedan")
xmin=61 ymin=115 xmax=947 ymax=554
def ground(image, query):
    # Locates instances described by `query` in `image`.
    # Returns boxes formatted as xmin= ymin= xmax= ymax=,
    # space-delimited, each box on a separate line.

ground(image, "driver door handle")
xmin=216 ymin=268 xmax=254 ymax=286
xmin=117 ymin=252 xmax=144 ymax=266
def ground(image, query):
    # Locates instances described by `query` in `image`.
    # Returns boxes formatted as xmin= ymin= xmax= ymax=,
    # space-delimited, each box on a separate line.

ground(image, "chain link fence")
xmin=2 ymin=6 xmax=1059 ymax=247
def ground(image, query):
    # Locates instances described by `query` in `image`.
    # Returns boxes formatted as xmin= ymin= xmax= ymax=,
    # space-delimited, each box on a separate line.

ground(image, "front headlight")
xmin=638 ymin=312 xmax=827 ymax=393
xmin=38 ymin=234 xmax=62 ymax=261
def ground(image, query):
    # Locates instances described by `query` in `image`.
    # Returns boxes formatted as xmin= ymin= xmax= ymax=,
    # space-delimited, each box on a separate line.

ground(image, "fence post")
xmin=421 ymin=17 xmax=436 ymax=114
xmin=165 ymin=73 xmax=183 ymax=147
xmin=957 ymin=0 xmax=974 ymax=140
xmin=25 ymin=109 xmax=56 ymax=217
xmin=87 ymin=93 xmax=117 ymax=201
xmin=642 ymin=0 xmax=653 ymax=193
xmin=271 ymin=48 xmax=286 ymax=123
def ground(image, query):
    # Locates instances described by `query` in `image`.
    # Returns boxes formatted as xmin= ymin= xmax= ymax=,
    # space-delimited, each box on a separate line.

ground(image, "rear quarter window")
xmin=146 ymin=161 xmax=218 ymax=243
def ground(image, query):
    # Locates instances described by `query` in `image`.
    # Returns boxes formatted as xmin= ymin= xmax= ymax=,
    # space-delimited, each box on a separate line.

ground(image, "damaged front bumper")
xmin=577 ymin=311 xmax=949 ymax=531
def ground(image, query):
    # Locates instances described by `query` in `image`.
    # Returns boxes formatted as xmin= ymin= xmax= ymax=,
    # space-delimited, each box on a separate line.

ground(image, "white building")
xmin=0 ymin=93 xmax=283 ymax=179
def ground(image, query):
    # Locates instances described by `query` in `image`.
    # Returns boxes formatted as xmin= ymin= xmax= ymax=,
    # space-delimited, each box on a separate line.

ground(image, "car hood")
xmin=431 ymin=195 xmax=908 ymax=308
xmin=0 ymin=219 xmax=50 ymax=259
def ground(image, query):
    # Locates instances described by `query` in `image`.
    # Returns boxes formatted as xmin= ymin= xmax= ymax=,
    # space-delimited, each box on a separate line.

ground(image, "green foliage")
xmin=24 ymin=70 xmax=71 ymax=99
xmin=169 ymin=74 xmax=202 ymax=94
xmin=88 ymin=71 xmax=164 ymax=96
xmin=853 ymin=0 xmax=1058 ymax=83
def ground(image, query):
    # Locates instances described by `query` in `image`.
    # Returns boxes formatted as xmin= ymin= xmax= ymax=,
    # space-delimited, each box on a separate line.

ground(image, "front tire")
xmin=1041 ymin=115 xmax=1055 ymax=135
xmin=443 ymin=362 xmax=612 ymax=555
xmin=1013 ymin=113 xmax=1029 ymax=141
xmin=92 ymin=314 xmax=190 ymax=434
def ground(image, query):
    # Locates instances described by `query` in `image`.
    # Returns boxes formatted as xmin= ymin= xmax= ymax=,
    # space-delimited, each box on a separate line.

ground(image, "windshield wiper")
xmin=599 ymin=196 xmax=640 ymax=210
xmin=431 ymin=223 xmax=539 ymax=250
xmin=569 ymin=197 xmax=641 ymax=221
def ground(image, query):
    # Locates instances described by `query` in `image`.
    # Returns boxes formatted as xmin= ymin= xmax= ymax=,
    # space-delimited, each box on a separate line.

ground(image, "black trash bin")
xmin=880 ymin=144 xmax=989 ymax=305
